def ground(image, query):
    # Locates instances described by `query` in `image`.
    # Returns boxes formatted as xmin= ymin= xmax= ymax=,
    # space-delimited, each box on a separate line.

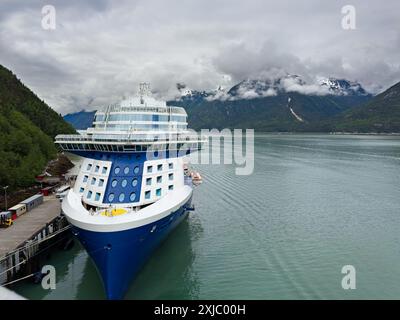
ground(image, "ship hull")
xmin=71 ymin=196 xmax=192 ymax=300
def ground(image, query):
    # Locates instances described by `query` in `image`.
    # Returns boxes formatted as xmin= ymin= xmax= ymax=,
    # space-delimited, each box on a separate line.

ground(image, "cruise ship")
xmin=55 ymin=84 xmax=204 ymax=299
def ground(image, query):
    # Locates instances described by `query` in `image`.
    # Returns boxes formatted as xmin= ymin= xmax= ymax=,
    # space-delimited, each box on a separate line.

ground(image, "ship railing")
xmin=103 ymin=104 xmax=187 ymax=115
xmin=55 ymin=133 xmax=207 ymax=144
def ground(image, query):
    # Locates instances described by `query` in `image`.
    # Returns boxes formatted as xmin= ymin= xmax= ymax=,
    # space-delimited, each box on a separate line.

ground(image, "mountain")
xmin=64 ymin=110 xmax=96 ymax=130
xmin=171 ymin=76 xmax=372 ymax=131
xmin=0 ymin=64 xmax=76 ymax=189
xmin=332 ymin=81 xmax=400 ymax=132
xmin=63 ymin=76 xmax=374 ymax=132
xmin=319 ymin=78 xmax=369 ymax=96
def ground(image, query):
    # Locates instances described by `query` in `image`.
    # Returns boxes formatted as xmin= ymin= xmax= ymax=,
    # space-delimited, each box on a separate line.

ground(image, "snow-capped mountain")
xmin=319 ymin=78 xmax=369 ymax=96
xmin=64 ymin=75 xmax=375 ymax=133
xmin=229 ymin=76 xmax=369 ymax=99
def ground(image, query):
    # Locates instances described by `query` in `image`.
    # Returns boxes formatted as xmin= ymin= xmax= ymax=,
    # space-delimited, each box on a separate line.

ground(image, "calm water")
xmin=14 ymin=134 xmax=400 ymax=299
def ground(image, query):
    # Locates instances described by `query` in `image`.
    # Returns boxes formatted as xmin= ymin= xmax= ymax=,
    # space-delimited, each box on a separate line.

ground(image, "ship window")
xmin=134 ymin=166 xmax=140 ymax=174
xmin=156 ymin=188 xmax=162 ymax=197
xmin=169 ymin=173 xmax=173 ymax=181
xmin=79 ymin=187 xmax=84 ymax=193
xmin=121 ymin=179 xmax=127 ymax=188
xmin=129 ymin=192 xmax=136 ymax=202
xmin=124 ymin=167 xmax=130 ymax=174
xmin=83 ymin=175 xmax=88 ymax=183
xmin=169 ymin=163 xmax=173 ymax=169
xmin=119 ymin=193 xmax=125 ymax=202
xmin=91 ymin=177 xmax=96 ymax=185
xmin=132 ymin=178 xmax=138 ymax=187
xmin=95 ymin=193 xmax=101 ymax=201
xmin=168 ymin=185 xmax=174 ymax=190
xmin=99 ymin=179 xmax=104 ymax=187
xmin=114 ymin=166 xmax=121 ymax=174
xmin=147 ymin=165 xmax=152 ymax=173
xmin=111 ymin=179 xmax=118 ymax=188
xmin=146 ymin=177 xmax=152 ymax=185
xmin=157 ymin=176 xmax=162 ymax=183
xmin=108 ymin=193 xmax=115 ymax=202
xmin=157 ymin=164 xmax=162 ymax=171
xmin=145 ymin=191 xmax=151 ymax=199
xmin=87 ymin=191 xmax=92 ymax=199
xmin=95 ymin=165 xmax=100 ymax=173
xmin=87 ymin=163 xmax=92 ymax=171
xmin=102 ymin=167 xmax=107 ymax=174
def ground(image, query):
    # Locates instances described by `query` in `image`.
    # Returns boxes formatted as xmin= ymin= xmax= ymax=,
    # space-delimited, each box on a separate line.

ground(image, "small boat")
xmin=190 ymin=171 xmax=203 ymax=185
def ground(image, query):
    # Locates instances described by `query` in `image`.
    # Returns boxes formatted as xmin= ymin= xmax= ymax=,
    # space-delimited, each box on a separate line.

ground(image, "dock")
xmin=0 ymin=195 xmax=71 ymax=287
xmin=0 ymin=196 xmax=61 ymax=257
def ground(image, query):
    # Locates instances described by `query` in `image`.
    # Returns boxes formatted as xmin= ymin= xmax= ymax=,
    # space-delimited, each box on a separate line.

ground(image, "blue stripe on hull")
xmin=72 ymin=197 xmax=192 ymax=300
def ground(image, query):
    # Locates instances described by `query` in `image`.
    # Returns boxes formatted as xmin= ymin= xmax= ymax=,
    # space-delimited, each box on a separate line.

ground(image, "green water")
xmin=13 ymin=134 xmax=400 ymax=299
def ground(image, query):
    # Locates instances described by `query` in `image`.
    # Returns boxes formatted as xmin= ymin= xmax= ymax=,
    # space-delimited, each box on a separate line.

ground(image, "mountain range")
xmin=63 ymin=75 xmax=399 ymax=133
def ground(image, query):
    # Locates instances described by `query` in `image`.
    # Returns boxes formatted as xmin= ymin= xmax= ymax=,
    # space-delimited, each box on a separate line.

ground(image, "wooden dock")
xmin=0 ymin=196 xmax=61 ymax=257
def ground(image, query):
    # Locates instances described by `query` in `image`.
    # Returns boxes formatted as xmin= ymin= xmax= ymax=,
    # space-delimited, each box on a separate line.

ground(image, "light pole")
xmin=3 ymin=186 xmax=9 ymax=211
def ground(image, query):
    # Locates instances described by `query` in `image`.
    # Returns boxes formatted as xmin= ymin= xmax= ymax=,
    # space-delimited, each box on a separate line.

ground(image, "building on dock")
xmin=19 ymin=194 xmax=43 ymax=212
xmin=8 ymin=204 xmax=27 ymax=218
xmin=40 ymin=186 xmax=55 ymax=196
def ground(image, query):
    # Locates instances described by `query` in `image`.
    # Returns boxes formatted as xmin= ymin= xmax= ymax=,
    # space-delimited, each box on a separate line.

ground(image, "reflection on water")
xmin=14 ymin=134 xmax=400 ymax=299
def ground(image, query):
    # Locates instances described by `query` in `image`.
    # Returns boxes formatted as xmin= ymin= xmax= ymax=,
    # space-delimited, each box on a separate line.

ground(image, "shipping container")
xmin=41 ymin=186 xmax=54 ymax=196
xmin=20 ymin=194 xmax=44 ymax=211
xmin=8 ymin=204 xmax=27 ymax=217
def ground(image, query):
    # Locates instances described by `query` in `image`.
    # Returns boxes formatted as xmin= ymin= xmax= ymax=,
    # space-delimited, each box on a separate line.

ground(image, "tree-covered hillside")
xmin=0 ymin=64 xmax=76 ymax=189
xmin=0 ymin=65 xmax=75 ymax=138
xmin=333 ymin=81 xmax=400 ymax=133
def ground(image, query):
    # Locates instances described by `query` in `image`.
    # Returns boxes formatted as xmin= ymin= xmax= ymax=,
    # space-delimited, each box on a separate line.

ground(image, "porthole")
xmin=119 ymin=193 xmax=125 ymax=202
xmin=108 ymin=193 xmax=115 ymax=202
xmin=111 ymin=179 xmax=118 ymax=188
xmin=132 ymin=178 xmax=138 ymax=187
xmin=133 ymin=166 xmax=140 ymax=174
xmin=124 ymin=167 xmax=129 ymax=174
xmin=121 ymin=179 xmax=127 ymax=188
xmin=114 ymin=166 xmax=120 ymax=174
xmin=129 ymin=192 xmax=136 ymax=202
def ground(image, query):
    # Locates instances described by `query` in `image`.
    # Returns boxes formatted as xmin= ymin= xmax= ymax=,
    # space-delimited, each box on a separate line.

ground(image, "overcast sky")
xmin=0 ymin=0 xmax=399 ymax=114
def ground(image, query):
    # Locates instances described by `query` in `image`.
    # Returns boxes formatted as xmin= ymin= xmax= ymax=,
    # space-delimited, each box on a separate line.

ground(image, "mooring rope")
xmin=1 ymin=273 xmax=35 ymax=287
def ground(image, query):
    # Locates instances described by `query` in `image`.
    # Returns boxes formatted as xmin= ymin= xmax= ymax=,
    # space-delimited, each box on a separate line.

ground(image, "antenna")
xmin=139 ymin=83 xmax=151 ymax=104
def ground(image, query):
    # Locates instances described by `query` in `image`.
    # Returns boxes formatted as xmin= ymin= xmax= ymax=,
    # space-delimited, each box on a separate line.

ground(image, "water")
xmin=13 ymin=134 xmax=400 ymax=299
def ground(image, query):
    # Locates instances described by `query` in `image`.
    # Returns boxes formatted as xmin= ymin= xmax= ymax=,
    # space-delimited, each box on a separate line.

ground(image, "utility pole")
xmin=3 ymin=186 xmax=9 ymax=211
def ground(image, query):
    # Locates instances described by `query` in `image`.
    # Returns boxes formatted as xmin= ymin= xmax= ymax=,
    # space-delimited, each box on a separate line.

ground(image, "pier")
xmin=0 ymin=195 xmax=71 ymax=288
xmin=0 ymin=196 xmax=61 ymax=256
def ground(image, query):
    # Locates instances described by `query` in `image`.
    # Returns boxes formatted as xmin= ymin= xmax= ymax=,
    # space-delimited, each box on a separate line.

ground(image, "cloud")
xmin=280 ymin=77 xmax=331 ymax=96
xmin=0 ymin=0 xmax=399 ymax=113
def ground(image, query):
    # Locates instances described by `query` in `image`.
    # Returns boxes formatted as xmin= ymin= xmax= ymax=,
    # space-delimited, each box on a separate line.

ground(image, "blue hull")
xmin=72 ymin=197 xmax=192 ymax=299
